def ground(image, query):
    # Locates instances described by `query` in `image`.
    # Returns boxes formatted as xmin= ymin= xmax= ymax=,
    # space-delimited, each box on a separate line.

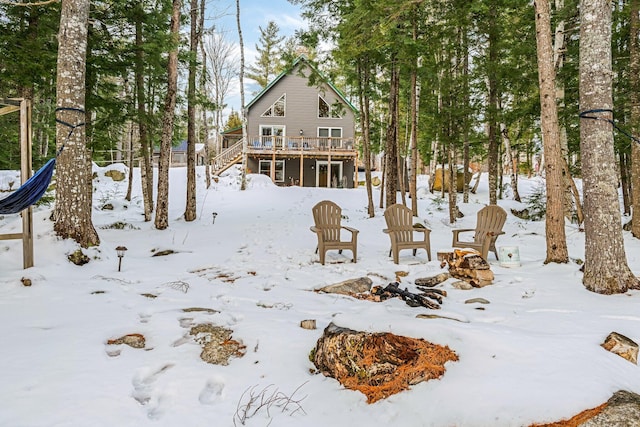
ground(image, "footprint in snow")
xmin=131 ymin=363 xmax=174 ymax=407
xmin=199 ymin=377 xmax=225 ymax=405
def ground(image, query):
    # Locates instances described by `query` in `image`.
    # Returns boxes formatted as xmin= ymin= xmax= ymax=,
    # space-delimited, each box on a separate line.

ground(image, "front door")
xmin=318 ymin=164 xmax=328 ymax=187
xmin=316 ymin=161 xmax=343 ymax=187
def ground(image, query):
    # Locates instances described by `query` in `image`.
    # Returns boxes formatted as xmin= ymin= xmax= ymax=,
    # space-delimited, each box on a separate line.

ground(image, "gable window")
xmin=262 ymin=94 xmax=286 ymax=117
xmin=259 ymin=160 xmax=285 ymax=182
xmin=318 ymin=95 xmax=342 ymax=118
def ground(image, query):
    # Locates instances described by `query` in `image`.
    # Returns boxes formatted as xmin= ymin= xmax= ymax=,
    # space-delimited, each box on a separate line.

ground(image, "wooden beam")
xmin=0 ymin=98 xmax=34 ymax=268
xmin=0 ymin=105 xmax=20 ymax=116
xmin=0 ymin=98 xmax=21 ymax=106
xmin=21 ymin=99 xmax=34 ymax=268
xmin=0 ymin=233 xmax=24 ymax=241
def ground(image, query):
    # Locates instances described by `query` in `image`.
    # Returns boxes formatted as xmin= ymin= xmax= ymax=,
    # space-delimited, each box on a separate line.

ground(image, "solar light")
xmin=212 ymin=212 xmax=218 ymax=224
xmin=116 ymin=246 xmax=127 ymax=272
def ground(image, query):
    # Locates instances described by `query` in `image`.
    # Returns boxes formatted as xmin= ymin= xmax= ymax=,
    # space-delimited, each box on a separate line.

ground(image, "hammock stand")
xmin=0 ymin=98 xmax=35 ymax=268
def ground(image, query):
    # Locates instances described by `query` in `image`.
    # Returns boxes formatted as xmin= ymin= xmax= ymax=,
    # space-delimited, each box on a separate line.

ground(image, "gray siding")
xmin=247 ymin=157 xmax=356 ymax=188
xmin=246 ymin=63 xmax=355 ymax=140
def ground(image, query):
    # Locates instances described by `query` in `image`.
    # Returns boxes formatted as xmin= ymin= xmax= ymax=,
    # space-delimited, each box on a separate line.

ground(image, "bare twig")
xmin=233 ymin=382 xmax=308 ymax=426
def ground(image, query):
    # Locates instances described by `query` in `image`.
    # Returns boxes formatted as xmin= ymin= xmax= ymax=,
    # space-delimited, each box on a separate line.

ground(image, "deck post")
xmin=299 ymin=151 xmax=304 ymax=186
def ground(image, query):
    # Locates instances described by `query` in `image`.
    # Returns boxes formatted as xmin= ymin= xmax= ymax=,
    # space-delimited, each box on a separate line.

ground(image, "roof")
xmin=220 ymin=125 xmax=242 ymax=135
xmin=244 ymin=55 xmax=357 ymax=113
xmin=173 ymin=140 xmax=205 ymax=153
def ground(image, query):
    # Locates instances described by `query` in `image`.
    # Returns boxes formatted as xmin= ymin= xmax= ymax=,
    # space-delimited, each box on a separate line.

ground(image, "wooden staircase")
xmin=212 ymin=139 xmax=244 ymax=175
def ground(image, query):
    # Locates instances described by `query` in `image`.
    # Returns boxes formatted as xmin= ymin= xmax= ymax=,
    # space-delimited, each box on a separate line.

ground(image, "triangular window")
xmin=318 ymin=95 xmax=342 ymax=118
xmin=262 ymin=94 xmax=286 ymax=117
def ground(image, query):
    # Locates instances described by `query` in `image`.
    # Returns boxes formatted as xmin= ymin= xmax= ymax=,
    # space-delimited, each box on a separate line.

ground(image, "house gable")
xmin=245 ymin=56 xmax=356 ymax=139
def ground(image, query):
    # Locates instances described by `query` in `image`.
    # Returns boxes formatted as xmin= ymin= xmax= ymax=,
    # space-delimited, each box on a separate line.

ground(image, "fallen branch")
xmin=373 ymin=282 xmax=440 ymax=310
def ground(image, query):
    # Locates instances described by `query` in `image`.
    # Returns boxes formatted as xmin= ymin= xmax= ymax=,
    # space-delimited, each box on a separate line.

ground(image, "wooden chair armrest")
xmin=452 ymin=228 xmax=473 ymax=238
xmin=341 ymin=226 xmax=359 ymax=235
xmin=452 ymin=228 xmax=474 ymax=233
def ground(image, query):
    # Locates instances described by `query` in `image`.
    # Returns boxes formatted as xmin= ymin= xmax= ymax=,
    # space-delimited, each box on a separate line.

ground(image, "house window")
xmin=318 ymin=95 xmax=342 ymax=118
xmin=259 ymin=160 xmax=285 ymax=182
xmin=318 ymin=127 xmax=342 ymax=138
xmin=262 ymin=94 xmax=286 ymax=117
xmin=260 ymin=125 xmax=285 ymax=147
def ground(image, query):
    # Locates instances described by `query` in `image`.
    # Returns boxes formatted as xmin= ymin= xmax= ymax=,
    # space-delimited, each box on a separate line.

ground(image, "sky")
xmin=1 ymin=165 xmax=640 ymax=426
xmin=206 ymin=0 xmax=307 ymax=116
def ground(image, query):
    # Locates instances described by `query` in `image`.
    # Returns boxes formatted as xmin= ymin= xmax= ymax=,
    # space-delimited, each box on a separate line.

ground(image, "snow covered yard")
xmin=1 ymin=165 xmax=639 ymax=427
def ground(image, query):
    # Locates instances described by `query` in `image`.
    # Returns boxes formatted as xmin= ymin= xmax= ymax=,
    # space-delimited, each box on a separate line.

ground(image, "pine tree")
xmin=245 ymin=21 xmax=285 ymax=88
xmin=225 ymin=109 xmax=242 ymax=130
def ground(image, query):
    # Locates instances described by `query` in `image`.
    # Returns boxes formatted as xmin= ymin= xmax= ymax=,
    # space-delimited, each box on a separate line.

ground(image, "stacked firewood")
xmin=440 ymin=249 xmax=494 ymax=287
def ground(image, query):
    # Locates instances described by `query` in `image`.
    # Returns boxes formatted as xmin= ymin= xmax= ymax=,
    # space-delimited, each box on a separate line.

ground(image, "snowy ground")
xmin=1 ymin=165 xmax=639 ymax=427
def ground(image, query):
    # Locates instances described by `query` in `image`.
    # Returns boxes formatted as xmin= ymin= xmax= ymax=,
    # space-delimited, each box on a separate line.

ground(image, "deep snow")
xmin=1 ymin=164 xmax=639 ymax=427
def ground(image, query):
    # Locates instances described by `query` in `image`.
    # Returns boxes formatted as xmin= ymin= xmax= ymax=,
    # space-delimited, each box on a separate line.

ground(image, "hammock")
xmin=0 ymin=157 xmax=56 ymax=214
xmin=0 ymin=106 xmax=83 ymax=215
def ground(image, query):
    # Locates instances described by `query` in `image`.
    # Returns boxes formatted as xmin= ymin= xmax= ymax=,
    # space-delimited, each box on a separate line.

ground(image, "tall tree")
xmin=630 ymin=0 xmax=640 ymax=238
xmin=245 ymin=21 xmax=285 ymax=88
xmin=579 ymin=0 xmax=639 ymax=293
xmin=486 ymin=2 xmax=500 ymax=206
xmin=134 ymin=4 xmax=154 ymax=222
xmin=53 ymin=0 xmax=99 ymax=248
xmin=204 ymin=28 xmax=237 ymax=155
xmin=533 ymin=0 xmax=568 ymax=263
xmin=384 ymin=54 xmax=399 ymax=208
xmin=154 ymin=0 xmax=181 ymax=230
xmin=184 ymin=0 xmax=201 ymax=222
xmin=237 ymin=0 xmax=248 ymax=191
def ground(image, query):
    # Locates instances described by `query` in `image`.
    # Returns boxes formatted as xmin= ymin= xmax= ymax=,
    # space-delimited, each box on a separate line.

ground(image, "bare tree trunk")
xmin=135 ymin=9 xmax=153 ymax=221
xmin=237 ymin=0 xmax=248 ymax=191
xmin=462 ymin=29 xmax=470 ymax=204
xmin=448 ymin=145 xmax=457 ymax=224
xmin=358 ymin=59 xmax=375 ymax=218
xmin=199 ymin=0 xmax=211 ymax=190
xmin=630 ymin=0 xmax=640 ymax=238
xmin=125 ymin=122 xmax=134 ymax=202
xmin=579 ymin=0 xmax=639 ymax=293
xmin=562 ymin=156 xmax=584 ymax=225
xmin=184 ymin=0 xmax=200 ymax=222
xmin=384 ymin=56 xmax=399 ymax=208
xmin=487 ymin=8 xmax=499 ymax=206
xmin=534 ymin=0 xmax=569 ymax=264
xmin=409 ymin=54 xmax=419 ymax=216
xmin=620 ymin=151 xmax=631 ymax=215
xmin=498 ymin=102 xmax=520 ymax=202
xmin=154 ymin=0 xmax=181 ymax=230
xmin=379 ymin=155 xmax=385 ymax=209
xmin=53 ymin=0 xmax=99 ymax=248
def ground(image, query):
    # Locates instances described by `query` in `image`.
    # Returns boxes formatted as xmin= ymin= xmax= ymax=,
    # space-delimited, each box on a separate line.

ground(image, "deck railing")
xmin=246 ymin=136 xmax=355 ymax=152
xmin=212 ymin=138 xmax=244 ymax=172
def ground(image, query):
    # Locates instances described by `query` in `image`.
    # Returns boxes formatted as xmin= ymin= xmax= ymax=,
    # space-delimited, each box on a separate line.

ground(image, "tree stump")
xmin=312 ymin=323 xmax=458 ymax=403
